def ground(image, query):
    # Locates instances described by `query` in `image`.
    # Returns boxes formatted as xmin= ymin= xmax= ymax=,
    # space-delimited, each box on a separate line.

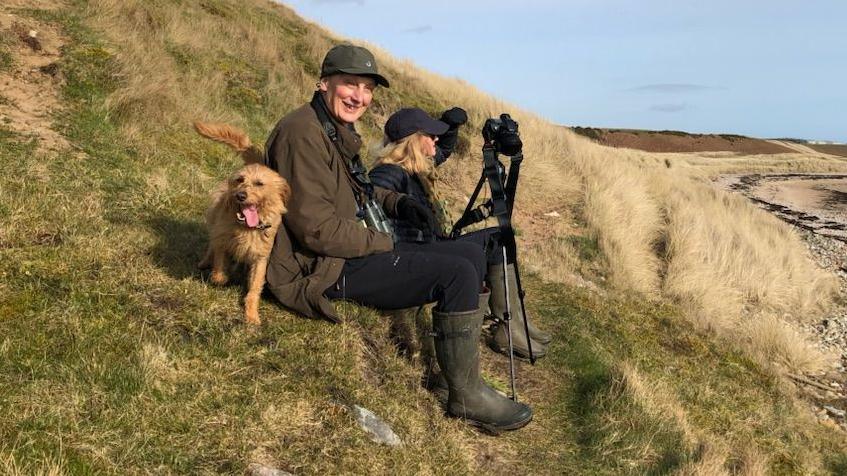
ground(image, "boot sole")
xmin=532 ymin=335 xmax=553 ymax=345
xmin=489 ymin=341 xmax=547 ymax=361
xmin=453 ymin=413 xmax=533 ymax=435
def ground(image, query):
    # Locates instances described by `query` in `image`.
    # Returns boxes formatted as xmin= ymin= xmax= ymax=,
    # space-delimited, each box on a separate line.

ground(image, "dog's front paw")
xmin=210 ymin=270 xmax=228 ymax=285
xmin=245 ymin=308 xmax=261 ymax=326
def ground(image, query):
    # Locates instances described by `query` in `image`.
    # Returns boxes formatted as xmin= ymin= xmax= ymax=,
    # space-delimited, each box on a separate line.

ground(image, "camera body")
xmin=482 ymin=113 xmax=523 ymax=156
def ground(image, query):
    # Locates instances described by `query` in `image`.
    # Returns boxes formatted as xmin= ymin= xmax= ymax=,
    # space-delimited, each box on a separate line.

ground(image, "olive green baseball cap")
xmin=320 ymin=44 xmax=390 ymax=88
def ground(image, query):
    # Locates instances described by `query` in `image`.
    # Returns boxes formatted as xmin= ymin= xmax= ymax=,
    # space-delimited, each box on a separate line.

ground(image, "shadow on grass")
xmin=146 ymin=215 xmax=209 ymax=280
xmin=559 ymin=343 xmax=691 ymax=475
xmin=543 ymin=294 xmax=692 ymax=475
xmin=827 ymin=453 xmax=847 ymax=475
xmin=144 ymin=214 xmax=288 ymax=327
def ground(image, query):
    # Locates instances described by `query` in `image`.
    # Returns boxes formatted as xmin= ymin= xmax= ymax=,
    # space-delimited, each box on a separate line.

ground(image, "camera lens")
xmin=482 ymin=115 xmax=522 ymax=156
xmin=498 ymin=133 xmax=522 ymax=156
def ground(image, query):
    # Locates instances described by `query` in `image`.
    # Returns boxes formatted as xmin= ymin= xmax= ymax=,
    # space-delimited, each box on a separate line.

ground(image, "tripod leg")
xmin=511 ymin=253 xmax=535 ymax=365
xmin=501 ymin=246 xmax=518 ymax=402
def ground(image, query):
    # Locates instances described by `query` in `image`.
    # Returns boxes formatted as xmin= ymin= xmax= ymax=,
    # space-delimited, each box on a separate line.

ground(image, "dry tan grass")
xmin=741 ymin=314 xmax=834 ymax=373
xmin=672 ymin=441 xmax=769 ymax=476
xmin=667 ymin=152 xmax=847 ymax=177
xmin=651 ymin=171 xmax=838 ymax=371
xmin=595 ymin=363 xmax=732 ymax=472
xmin=0 ymin=456 xmax=65 ymax=476
xmin=84 ymin=0 xmax=328 ymax=137
xmin=618 ymin=363 xmax=696 ymax=447
xmin=673 ymin=442 xmax=732 ymax=476
xmin=80 ymin=0 xmax=847 ymax=376
xmin=616 ymin=363 xmax=774 ymax=476
xmin=579 ymin=150 xmax=664 ymax=294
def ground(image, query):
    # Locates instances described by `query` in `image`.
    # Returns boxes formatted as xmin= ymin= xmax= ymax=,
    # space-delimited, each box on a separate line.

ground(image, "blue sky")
xmin=281 ymin=0 xmax=846 ymax=142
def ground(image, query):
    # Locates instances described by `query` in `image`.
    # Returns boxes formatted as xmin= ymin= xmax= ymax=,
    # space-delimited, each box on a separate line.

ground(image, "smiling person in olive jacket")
xmin=262 ymin=44 xmax=532 ymax=433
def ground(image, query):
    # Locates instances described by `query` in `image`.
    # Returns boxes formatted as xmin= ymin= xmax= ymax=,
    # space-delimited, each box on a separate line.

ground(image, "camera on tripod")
xmin=482 ymin=113 xmax=523 ymax=157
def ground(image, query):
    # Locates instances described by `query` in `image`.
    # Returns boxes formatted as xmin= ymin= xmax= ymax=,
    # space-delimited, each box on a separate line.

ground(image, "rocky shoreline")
xmin=801 ymin=229 xmax=847 ymax=366
xmin=719 ymin=173 xmax=847 ymax=431
xmin=796 ymin=228 xmax=847 ymax=431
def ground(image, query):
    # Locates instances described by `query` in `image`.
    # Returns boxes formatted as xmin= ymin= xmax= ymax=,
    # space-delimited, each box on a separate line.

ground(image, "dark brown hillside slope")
xmin=571 ymin=126 xmax=794 ymax=154
xmin=809 ymin=144 xmax=847 ymax=158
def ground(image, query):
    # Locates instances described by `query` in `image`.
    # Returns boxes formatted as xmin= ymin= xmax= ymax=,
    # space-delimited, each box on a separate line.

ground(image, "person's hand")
xmin=397 ymin=196 xmax=435 ymax=232
xmin=440 ymin=107 xmax=468 ymax=128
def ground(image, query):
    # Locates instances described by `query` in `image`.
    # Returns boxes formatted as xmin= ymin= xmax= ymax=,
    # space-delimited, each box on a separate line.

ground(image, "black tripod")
xmin=451 ymin=140 xmax=534 ymax=401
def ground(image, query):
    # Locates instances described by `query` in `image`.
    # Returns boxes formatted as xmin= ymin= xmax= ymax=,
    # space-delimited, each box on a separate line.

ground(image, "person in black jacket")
xmin=368 ymin=107 xmax=462 ymax=243
xmin=369 ymin=107 xmax=552 ymax=361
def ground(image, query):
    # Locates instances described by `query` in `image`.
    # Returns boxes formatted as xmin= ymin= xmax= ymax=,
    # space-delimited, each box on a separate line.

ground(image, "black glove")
xmin=397 ymin=196 xmax=435 ymax=233
xmin=439 ymin=107 xmax=468 ymax=128
xmin=435 ymin=108 xmax=465 ymax=165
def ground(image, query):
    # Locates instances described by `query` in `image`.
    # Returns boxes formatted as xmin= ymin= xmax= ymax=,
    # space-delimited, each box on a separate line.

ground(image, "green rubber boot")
xmin=433 ymin=307 xmax=533 ymax=432
xmin=488 ymin=263 xmax=551 ymax=360
xmin=419 ymin=291 xmax=491 ymax=403
xmin=416 ymin=306 xmax=449 ymax=402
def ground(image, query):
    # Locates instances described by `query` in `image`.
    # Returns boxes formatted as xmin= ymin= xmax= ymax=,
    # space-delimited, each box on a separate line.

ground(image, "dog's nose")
xmin=235 ymin=192 xmax=247 ymax=202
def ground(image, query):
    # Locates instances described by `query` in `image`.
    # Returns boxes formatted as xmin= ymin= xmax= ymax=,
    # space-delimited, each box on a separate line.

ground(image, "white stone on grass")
xmin=351 ymin=405 xmax=402 ymax=447
xmin=824 ymin=405 xmax=846 ymax=419
xmin=248 ymin=463 xmax=293 ymax=476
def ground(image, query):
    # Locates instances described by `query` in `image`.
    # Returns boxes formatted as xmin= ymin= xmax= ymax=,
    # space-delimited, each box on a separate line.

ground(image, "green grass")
xmin=0 ymin=50 xmax=12 ymax=72
xmin=0 ymin=31 xmax=13 ymax=72
xmin=0 ymin=35 xmax=13 ymax=110
xmin=567 ymin=234 xmax=601 ymax=262
xmin=1 ymin=1 xmax=845 ymax=474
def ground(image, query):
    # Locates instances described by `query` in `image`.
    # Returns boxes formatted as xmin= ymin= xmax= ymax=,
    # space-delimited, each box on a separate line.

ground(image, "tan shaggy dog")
xmin=194 ymin=122 xmax=291 ymax=325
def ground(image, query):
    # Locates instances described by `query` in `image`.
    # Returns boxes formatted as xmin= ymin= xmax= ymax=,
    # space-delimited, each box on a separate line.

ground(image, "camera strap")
xmin=503 ymin=153 xmax=523 ymax=216
xmin=451 ymin=145 xmax=523 ymax=237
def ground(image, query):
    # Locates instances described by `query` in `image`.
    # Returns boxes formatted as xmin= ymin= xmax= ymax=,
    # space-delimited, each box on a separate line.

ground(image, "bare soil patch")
xmin=571 ymin=127 xmax=794 ymax=154
xmin=1 ymin=2 xmax=68 ymax=153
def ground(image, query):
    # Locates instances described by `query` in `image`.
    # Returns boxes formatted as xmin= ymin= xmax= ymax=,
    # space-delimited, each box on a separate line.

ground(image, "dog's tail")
xmin=193 ymin=121 xmax=264 ymax=165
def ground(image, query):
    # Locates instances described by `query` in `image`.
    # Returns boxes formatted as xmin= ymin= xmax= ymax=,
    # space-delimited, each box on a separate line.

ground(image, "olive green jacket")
xmin=265 ymin=98 xmax=400 ymax=322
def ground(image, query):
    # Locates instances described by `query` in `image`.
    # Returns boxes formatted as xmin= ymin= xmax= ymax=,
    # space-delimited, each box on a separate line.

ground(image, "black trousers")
xmin=324 ymin=241 xmax=486 ymax=313
xmin=450 ymin=227 xmax=504 ymax=268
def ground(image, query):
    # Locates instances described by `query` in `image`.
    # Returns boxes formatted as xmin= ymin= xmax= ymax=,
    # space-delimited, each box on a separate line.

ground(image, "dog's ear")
xmin=279 ymin=178 xmax=292 ymax=207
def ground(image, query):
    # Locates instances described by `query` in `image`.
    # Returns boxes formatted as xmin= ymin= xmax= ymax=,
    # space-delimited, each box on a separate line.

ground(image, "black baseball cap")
xmin=320 ymin=44 xmax=390 ymax=88
xmin=384 ymin=108 xmax=449 ymax=142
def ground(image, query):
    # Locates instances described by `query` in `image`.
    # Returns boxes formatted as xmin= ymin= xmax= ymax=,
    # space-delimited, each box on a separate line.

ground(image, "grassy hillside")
xmin=2 ymin=0 xmax=847 ymax=474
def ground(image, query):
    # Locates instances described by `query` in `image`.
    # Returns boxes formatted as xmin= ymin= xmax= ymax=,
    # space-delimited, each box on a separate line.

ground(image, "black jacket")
xmin=368 ymin=126 xmax=458 ymax=243
xmin=369 ymin=164 xmax=433 ymax=242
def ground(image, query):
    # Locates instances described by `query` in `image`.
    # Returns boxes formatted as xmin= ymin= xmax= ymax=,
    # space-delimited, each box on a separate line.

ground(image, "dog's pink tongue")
xmin=242 ymin=205 xmax=259 ymax=227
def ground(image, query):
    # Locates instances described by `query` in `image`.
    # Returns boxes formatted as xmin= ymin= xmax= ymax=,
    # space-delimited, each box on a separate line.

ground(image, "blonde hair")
xmin=373 ymin=132 xmax=434 ymax=177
